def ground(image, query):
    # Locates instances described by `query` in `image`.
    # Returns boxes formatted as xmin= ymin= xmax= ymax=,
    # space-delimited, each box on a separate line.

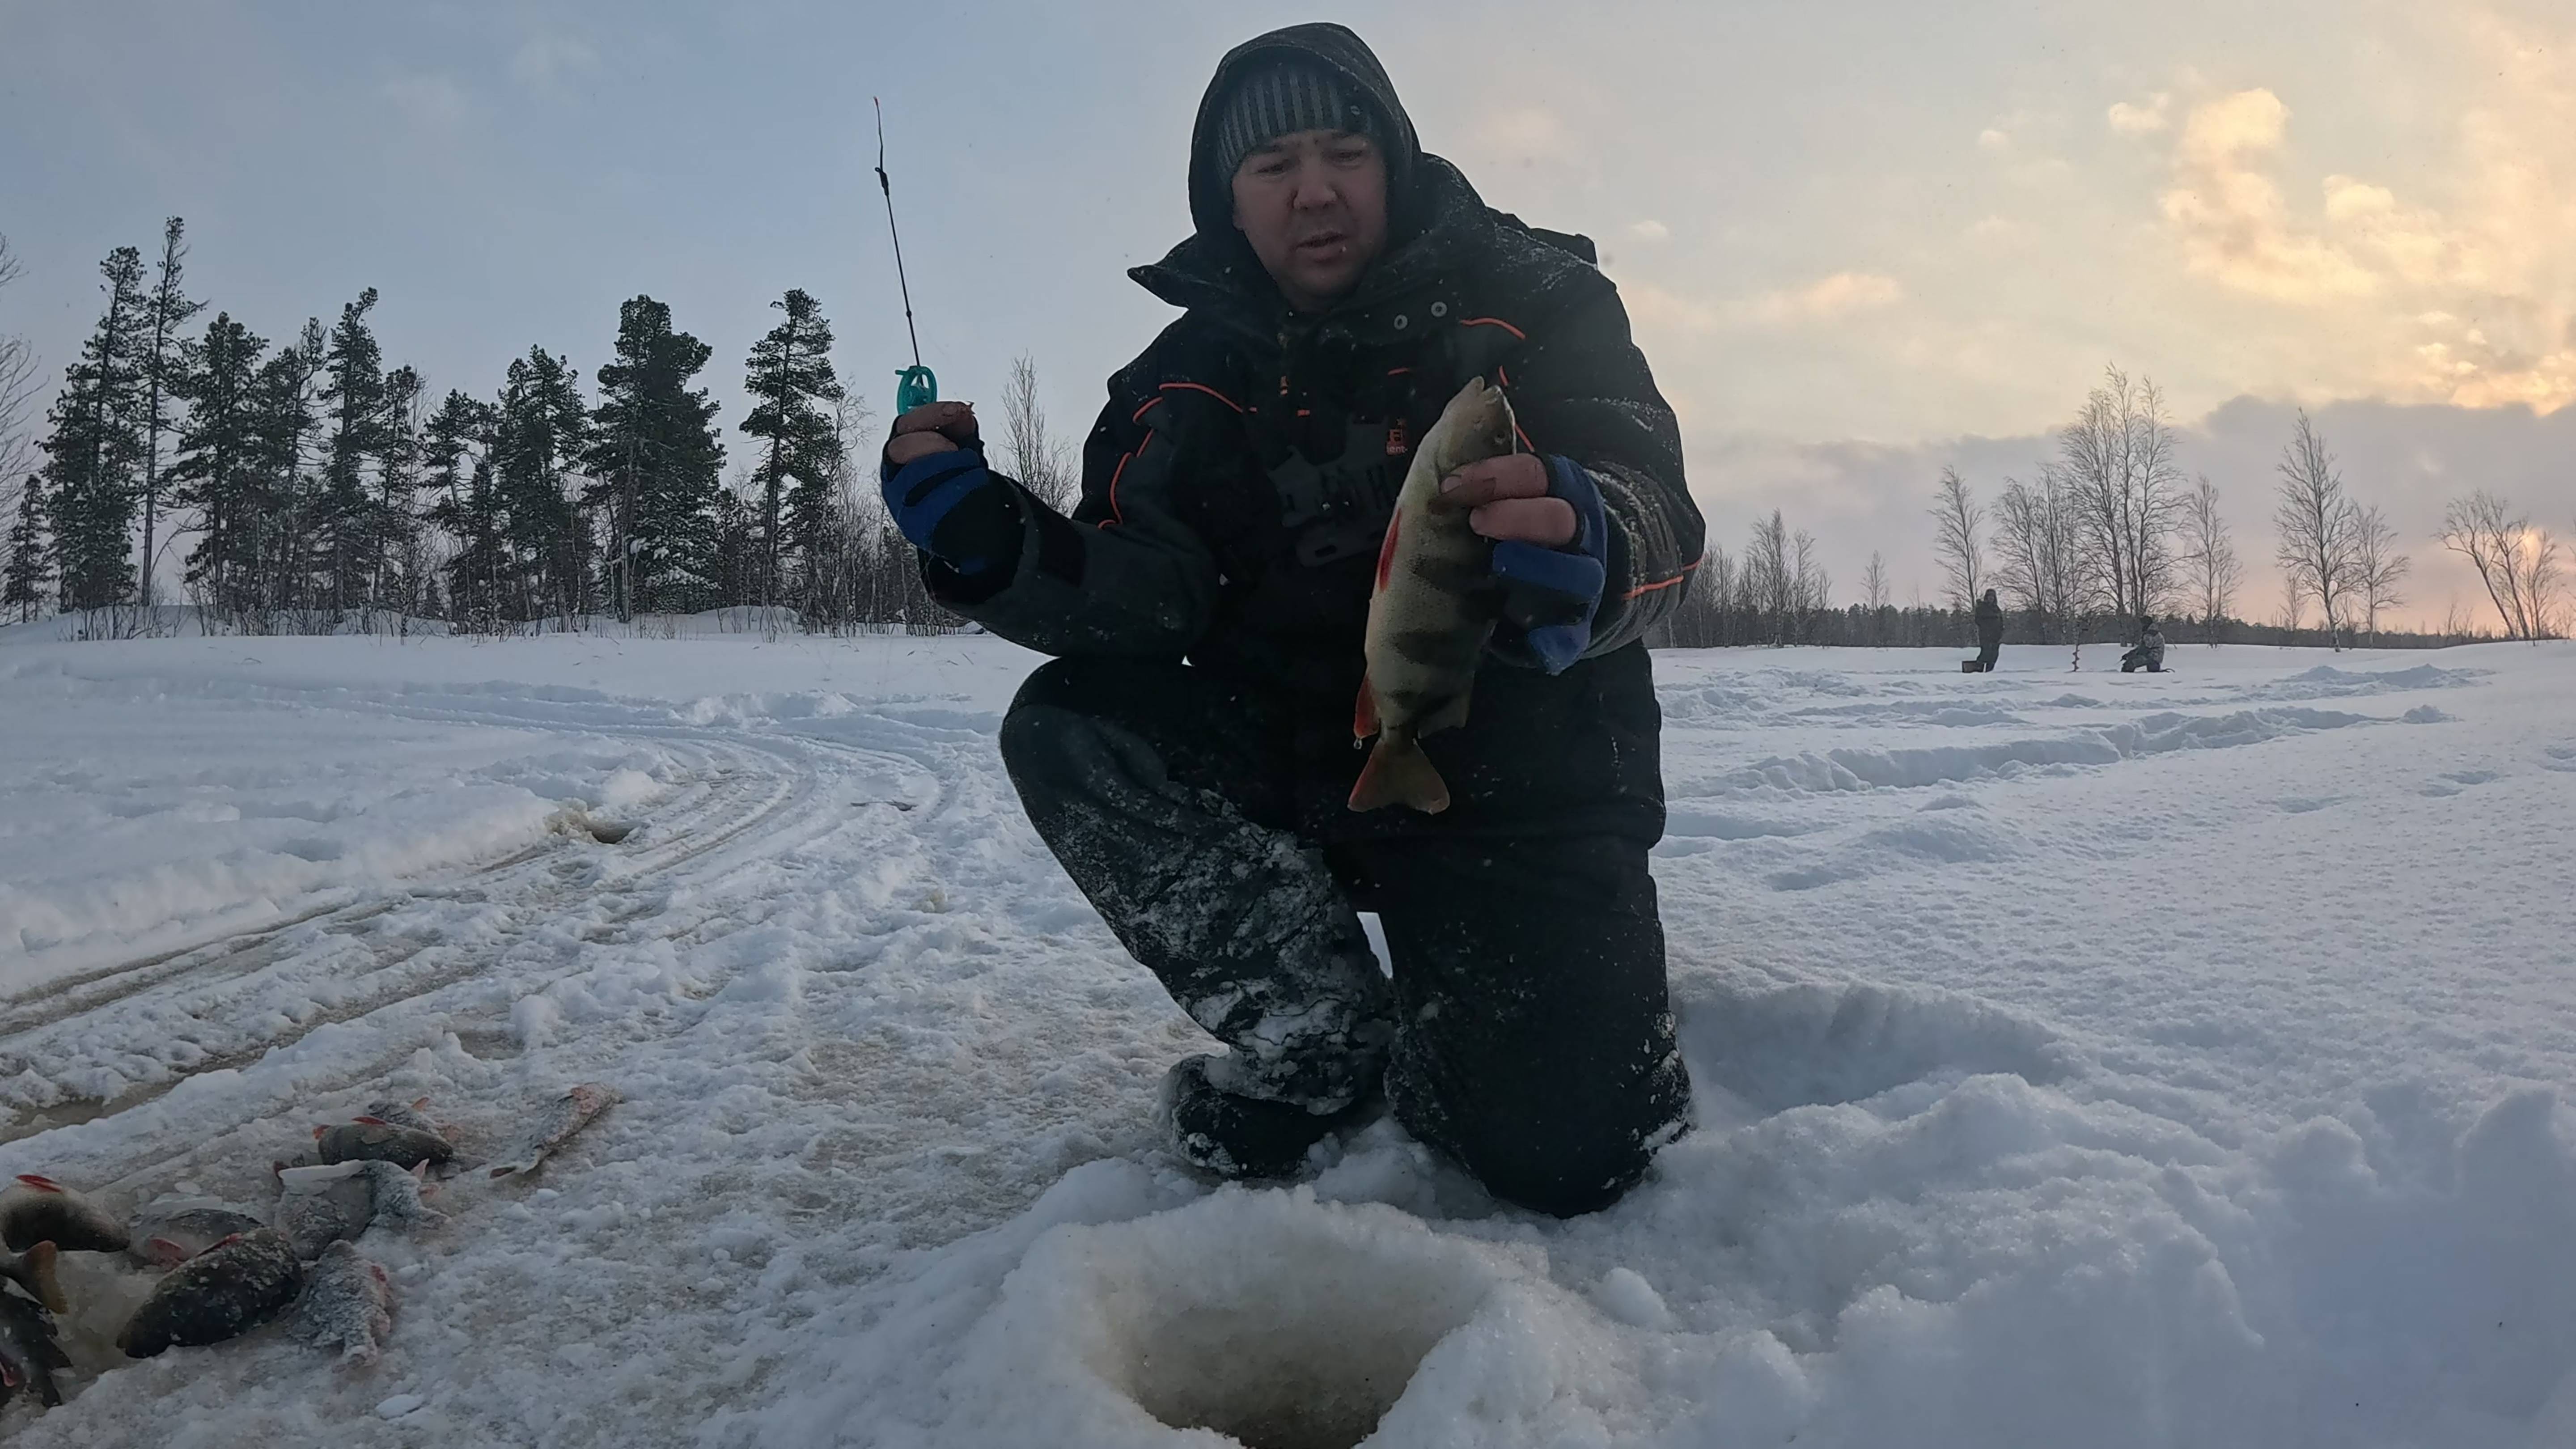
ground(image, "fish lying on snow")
xmin=128 ymin=1199 xmax=268 ymax=1271
xmin=315 ymin=1118 xmax=453 ymax=1171
xmin=362 ymin=1097 xmax=454 ymax=1139
xmin=1351 ymin=377 xmax=1519 ymax=814
xmin=0 ymin=1175 xmax=129 ymax=1255
xmin=273 ymin=1161 xmax=441 ymax=1261
xmin=274 ymin=1163 xmax=373 ymax=1262
xmin=355 ymin=1160 xmax=444 ymax=1233
xmin=0 ymin=1242 xmax=64 ymax=1314
xmin=488 ymin=1084 xmax=617 ymax=1179
xmin=0 ymin=1289 xmax=72 ymax=1409
xmin=118 ymin=1229 xmax=304 ymax=1358
xmin=291 ymin=1241 xmax=395 ymax=1367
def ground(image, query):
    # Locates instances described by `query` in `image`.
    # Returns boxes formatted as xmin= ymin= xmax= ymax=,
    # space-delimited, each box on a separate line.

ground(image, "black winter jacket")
xmin=926 ymin=24 xmax=1703 ymax=842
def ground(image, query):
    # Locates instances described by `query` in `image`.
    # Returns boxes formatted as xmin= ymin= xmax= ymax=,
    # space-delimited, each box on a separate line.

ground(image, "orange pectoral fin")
xmin=1354 ymin=674 xmax=1379 ymax=740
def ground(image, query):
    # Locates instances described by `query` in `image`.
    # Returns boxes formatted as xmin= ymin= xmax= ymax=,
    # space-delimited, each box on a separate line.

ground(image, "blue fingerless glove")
xmin=1489 ymin=455 xmax=1609 ymax=674
xmin=881 ymin=443 xmax=1020 ymax=577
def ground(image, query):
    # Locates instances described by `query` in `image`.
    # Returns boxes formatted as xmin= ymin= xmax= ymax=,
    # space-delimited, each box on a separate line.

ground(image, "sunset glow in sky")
xmin=4 ymin=0 xmax=2570 ymax=625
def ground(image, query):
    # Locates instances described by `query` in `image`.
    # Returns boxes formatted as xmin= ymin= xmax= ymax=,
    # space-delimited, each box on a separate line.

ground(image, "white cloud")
xmin=1964 ymin=215 xmax=2025 ymax=248
xmin=2147 ymin=36 xmax=2576 ymax=414
xmin=2159 ymin=89 xmax=2379 ymax=303
xmin=512 ymin=33 xmax=598 ymax=88
xmin=1627 ymin=219 xmax=1672 ymax=242
xmin=1977 ymin=127 xmax=2011 ymax=153
xmin=2107 ymin=94 xmax=2171 ymax=135
xmin=382 ymin=73 xmax=470 ymax=130
xmin=1753 ymin=271 xmax=1905 ymax=324
xmin=1474 ymin=105 xmax=1577 ymax=165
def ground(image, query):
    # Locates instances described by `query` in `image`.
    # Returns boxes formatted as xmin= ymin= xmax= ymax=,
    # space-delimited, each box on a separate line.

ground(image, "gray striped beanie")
xmin=1212 ymin=56 xmax=1382 ymax=181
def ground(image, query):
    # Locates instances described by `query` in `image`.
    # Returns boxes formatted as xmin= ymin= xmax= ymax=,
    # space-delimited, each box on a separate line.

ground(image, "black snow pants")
xmin=1973 ymin=640 xmax=2000 ymax=671
xmin=998 ymin=657 xmax=1690 ymax=1217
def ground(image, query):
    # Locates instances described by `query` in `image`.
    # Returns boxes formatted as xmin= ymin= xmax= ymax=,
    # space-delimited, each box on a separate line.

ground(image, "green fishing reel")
xmin=896 ymin=364 xmax=938 ymax=414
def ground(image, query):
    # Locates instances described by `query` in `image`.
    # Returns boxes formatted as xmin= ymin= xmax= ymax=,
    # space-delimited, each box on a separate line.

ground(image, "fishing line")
xmin=874 ymin=97 xmax=936 ymax=412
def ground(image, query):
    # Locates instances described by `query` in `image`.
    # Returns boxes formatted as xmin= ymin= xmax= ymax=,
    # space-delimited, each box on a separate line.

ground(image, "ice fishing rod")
xmin=873 ymin=97 xmax=937 ymax=413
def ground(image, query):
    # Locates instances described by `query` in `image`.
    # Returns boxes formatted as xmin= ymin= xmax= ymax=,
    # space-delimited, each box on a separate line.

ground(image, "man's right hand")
xmin=885 ymin=401 xmax=978 ymax=466
xmin=881 ymin=401 xmax=1021 ymax=577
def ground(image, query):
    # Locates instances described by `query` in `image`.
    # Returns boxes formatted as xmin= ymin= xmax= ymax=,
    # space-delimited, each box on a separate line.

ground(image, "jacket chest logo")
xmin=1267 ymin=420 xmax=1407 ymax=568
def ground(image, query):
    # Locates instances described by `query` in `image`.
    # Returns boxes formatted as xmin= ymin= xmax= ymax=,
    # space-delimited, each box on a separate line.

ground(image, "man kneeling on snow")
xmin=877 ymin=24 xmax=1703 ymax=1216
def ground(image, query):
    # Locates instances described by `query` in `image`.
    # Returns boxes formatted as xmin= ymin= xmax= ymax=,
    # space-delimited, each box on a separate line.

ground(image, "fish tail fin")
xmin=1349 ymin=731 xmax=1451 ymax=813
xmin=22 ymin=1241 xmax=62 ymax=1313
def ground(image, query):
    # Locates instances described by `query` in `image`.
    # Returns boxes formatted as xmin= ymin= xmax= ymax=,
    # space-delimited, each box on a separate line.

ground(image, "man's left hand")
xmin=1444 ymin=453 xmax=1613 ymax=674
xmin=1438 ymin=454 xmax=1575 ymax=546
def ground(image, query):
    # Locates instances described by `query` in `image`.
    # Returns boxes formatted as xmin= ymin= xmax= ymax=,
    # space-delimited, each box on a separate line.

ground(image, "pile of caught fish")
xmin=0 ymin=1083 xmax=614 ymax=1415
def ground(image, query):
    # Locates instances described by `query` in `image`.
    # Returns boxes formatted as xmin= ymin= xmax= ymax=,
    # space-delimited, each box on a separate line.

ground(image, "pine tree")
xmin=3 ymin=479 xmax=50 ymax=622
xmin=135 ymin=218 xmax=204 ymax=610
xmin=39 ymin=246 xmax=150 ymax=610
xmin=318 ymin=288 xmax=388 ymax=611
xmin=586 ymin=296 xmax=725 ymax=618
xmin=423 ymin=390 xmax=506 ymax=629
xmin=168 ymin=312 xmax=270 ymax=614
xmin=493 ymin=347 xmax=589 ymax=621
xmin=247 ymin=320 xmax=326 ymax=614
xmin=376 ymin=364 xmax=425 ymax=614
xmin=710 ymin=485 xmax=758 ymax=609
xmin=739 ymin=289 xmax=845 ymax=609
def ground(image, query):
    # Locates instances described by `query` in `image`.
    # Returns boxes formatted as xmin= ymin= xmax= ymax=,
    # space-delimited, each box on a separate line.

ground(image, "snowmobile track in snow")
xmin=0 ymin=717 xmax=937 ymax=1160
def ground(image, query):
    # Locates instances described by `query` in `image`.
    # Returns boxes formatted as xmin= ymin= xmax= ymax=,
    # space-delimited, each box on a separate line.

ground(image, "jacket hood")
xmin=1185 ymin=24 xmax=1423 ymax=239
xmin=1131 ymin=25 xmax=1427 ymax=322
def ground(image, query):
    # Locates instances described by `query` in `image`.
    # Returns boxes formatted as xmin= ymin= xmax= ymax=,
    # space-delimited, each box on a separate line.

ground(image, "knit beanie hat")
xmin=1211 ymin=53 xmax=1384 ymax=182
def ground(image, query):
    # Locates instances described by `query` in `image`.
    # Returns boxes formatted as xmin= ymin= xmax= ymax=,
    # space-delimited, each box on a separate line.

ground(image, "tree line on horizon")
xmin=0 ymin=223 xmax=1079 ymax=634
xmin=1657 ymin=366 xmax=2567 ymax=654
xmin=1 ymin=231 xmax=2563 ymax=649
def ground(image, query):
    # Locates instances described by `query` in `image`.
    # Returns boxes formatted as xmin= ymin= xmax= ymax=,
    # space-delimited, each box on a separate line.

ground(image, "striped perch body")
xmin=1351 ymin=377 xmax=1518 ymax=813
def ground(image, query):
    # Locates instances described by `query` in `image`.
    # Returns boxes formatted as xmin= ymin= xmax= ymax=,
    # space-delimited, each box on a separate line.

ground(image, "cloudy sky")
xmin=4 ymin=0 xmax=2570 ymax=627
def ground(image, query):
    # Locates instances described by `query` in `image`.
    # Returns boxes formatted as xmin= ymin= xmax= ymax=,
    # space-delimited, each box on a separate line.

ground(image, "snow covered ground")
xmin=0 ymin=625 xmax=2571 ymax=1448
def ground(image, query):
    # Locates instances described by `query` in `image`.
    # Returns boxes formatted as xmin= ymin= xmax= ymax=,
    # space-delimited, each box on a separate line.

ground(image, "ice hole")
xmin=998 ymin=1192 xmax=1517 ymax=1448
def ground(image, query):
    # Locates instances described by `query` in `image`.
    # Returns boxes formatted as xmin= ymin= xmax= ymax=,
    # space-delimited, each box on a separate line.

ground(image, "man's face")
xmin=1229 ymin=129 xmax=1389 ymax=313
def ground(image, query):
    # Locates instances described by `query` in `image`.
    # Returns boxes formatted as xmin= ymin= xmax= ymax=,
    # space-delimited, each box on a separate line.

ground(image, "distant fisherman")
xmin=876 ymin=25 xmax=1699 ymax=1214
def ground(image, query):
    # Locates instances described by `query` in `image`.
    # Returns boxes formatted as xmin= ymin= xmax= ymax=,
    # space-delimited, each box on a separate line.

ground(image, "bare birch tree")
xmin=1930 ymin=466 xmax=1983 ymax=612
xmin=997 ymin=353 xmax=1076 ymax=513
xmin=2441 ymin=491 xmax=2562 ymax=641
xmin=1792 ymin=529 xmax=1830 ymax=643
xmin=1745 ymin=509 xmax=1792 ymax=645
xmin=2058 ymin=366 xmax=2184 ymax=629
xmin=0 ymin=235 xmax=37 ymax=505
xmin=2525 ymin=527 xmax=2568 ymax=640
xmin=1860 ymin=550 xmax=1889 ymax=644
xmin=2273 ymin=409 xmax=2360 ymax=650
xmin=2176 ymin=475 xmax=2240 ymax=644
xmin=1993 ymin=464 xmax=2094 ymax=668
xmin=2351 ymin=504 xmax=2410 ymax=643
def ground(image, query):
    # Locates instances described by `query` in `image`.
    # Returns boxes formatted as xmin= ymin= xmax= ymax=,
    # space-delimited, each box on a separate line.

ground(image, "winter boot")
xmin=1158 ymin=1054 xmax=1378 ymax=1180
